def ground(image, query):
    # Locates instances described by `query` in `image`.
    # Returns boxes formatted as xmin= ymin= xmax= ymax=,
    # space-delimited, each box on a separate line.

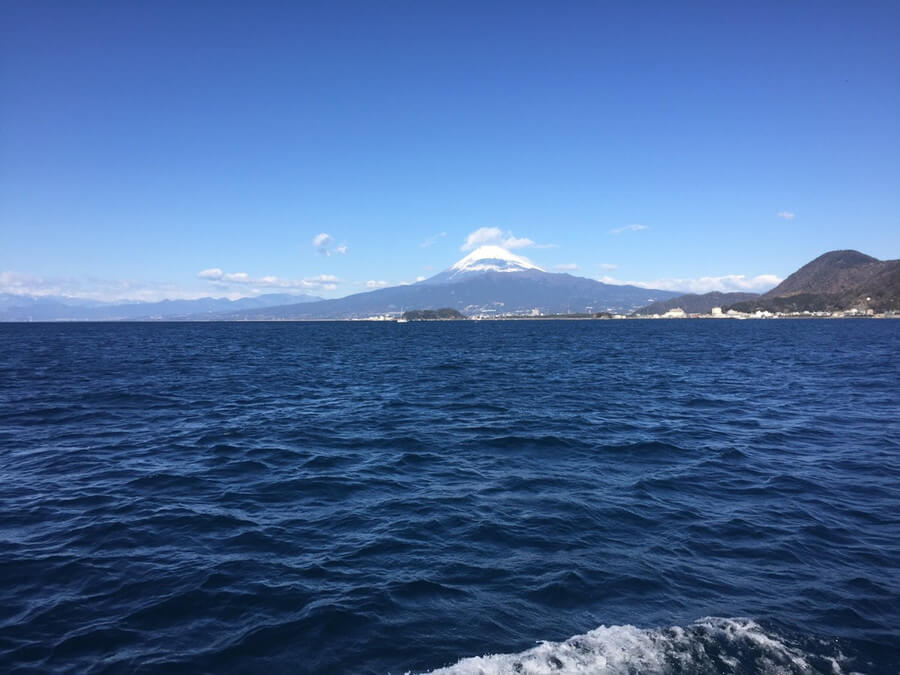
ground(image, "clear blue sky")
xmin=2 ymin=1 xmax=898 ymax=300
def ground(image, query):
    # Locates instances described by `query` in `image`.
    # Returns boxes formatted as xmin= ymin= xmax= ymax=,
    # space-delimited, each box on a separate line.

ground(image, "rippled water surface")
xmin=1 ymin=320 xmax=898 ymax=674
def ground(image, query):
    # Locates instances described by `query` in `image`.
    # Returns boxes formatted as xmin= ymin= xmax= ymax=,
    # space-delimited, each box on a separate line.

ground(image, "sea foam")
xmin=420 ymin=618 xmax=849 ymax=675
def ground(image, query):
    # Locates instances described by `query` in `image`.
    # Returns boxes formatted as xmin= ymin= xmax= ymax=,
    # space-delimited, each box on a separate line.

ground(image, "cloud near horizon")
xmin=461 ymin=227 xmax=555 ymax=251
xmin=609 ymin=224 xmax=649 ymax=235
xmin=554 ymin=263 xmax=579 ymax=271
xmin=356 ymin=276 xmax=425 ymax=288
xmin=197 ymin=268 xmax=340 ymax=292
xmin=0 ymin=270 xmax=244 ymax=302
xmin=777 ymin=211 xmax=796 ymax=220
xmin=599 ymin=273 xmax=782 ymax=294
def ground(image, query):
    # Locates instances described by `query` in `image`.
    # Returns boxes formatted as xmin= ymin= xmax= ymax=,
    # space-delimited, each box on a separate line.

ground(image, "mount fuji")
xmin=221 ymin=246 xmax=680 ymax=319
xmin=423 ymin=245 xmax=545 ymax=283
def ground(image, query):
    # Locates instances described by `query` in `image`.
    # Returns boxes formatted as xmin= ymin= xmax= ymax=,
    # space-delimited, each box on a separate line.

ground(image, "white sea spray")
xmin=419 ymin=618 xmax=849 ymax=675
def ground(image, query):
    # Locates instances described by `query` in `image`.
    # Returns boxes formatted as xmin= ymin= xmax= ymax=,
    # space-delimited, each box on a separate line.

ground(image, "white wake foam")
xmin=419 ymin=618 xmax=849 ymax=675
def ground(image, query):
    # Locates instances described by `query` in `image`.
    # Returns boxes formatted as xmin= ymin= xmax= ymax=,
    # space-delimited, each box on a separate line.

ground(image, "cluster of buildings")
xmin=638 ymin=307 xmax=895 ymax=319
xmin=357 ymin=313 xmax=402 ymax=321
xmin=355 ymin=307 xmax=898 ymax=321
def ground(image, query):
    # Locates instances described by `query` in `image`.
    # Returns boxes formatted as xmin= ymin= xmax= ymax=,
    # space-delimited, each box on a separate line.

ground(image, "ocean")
xmin=1 ymin=320 xmax=898 ymax=674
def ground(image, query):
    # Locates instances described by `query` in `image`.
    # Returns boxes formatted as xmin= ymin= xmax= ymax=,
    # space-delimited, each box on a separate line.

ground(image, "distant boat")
xmin=396 ymin=308 xmax=408 ymax=323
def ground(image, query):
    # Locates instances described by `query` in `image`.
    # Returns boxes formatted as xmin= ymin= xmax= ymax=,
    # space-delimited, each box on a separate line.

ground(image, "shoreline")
xmin=2 ymin=314 xmax=899 ymax=324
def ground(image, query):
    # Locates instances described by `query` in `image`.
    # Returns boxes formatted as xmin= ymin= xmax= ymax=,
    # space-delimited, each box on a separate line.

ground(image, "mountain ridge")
xmin=728 ymin=250 xmax=900 ymax=313
xmin=0 ymin=293 xmax=321 ymax=322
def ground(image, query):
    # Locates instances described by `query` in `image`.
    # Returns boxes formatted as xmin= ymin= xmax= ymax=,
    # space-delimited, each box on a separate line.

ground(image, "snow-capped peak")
xmin=449 ymin=246 xmax=544 ymax=275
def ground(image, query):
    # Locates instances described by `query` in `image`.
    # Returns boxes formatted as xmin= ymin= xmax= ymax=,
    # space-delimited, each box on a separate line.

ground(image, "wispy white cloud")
xmin=599 ymin=273 xmax=781 ymax=294
xmin=462 ymin=227 xmax=532 ymax=251
xmin=609 ymin=224 xmax=649 ymax=235
xmin=777 ymin=211 xmax=796 ymax=220
xmin=420 ymin=232 xmax=447 ymax=248
xmin=356 ymin=277 xmax=429 ymax=288
xmin=555 ymin=263 xmax=579 ymax=271
xmin=600 ymin=263 xmax=618 ymax=271
xmin=313 ymin=233 xmax=333 ymax=251
xmin=1 ymin=271 xmax=222 ymax=302
xmin=312 ymin=233 xmax=348 ymax=256
xmin=2 ymin=267 xmax=341 ymax=302
xmin=461 ymin=227 xmax=554 ymax=251
xmin=197 ymin=268 xmax=340 ymax=292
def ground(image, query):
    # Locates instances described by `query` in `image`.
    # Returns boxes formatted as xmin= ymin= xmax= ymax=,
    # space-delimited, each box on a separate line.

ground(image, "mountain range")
xmin=0 ymin=293 xmax=320 ymax=322
xmin=3 ymin=247 xmax=898 ymax=321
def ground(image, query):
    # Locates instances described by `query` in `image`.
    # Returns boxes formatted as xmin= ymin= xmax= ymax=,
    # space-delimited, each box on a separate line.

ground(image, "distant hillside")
xmin=0 ymin=293 xmax=321 ymax=321
xmin=728 ymin=250 xmax=900 ymax=313
xmin=633 ymin=291 xmax=759 ymax=316
xmin=763 ymin=250 xmax=878 ymax=296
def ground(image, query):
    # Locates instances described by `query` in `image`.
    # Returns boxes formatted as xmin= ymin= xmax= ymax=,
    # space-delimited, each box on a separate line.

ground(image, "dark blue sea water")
xmin=1 ymin=320 xmax=898 ymax=674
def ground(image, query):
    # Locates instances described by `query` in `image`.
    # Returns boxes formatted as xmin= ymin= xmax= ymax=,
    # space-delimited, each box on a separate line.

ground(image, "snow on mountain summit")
xmin=448 ymin=246 xmax=544 ymax=275
xmin=417 ymin=245 xmax=546 ymax=285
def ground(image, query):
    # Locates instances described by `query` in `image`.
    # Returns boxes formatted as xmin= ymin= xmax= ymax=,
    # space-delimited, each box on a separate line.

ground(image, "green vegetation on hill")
xmin=401 ymin=308 xmax=466 ymax=321
xmin=728 ymin=250 xmax=900 ymax=313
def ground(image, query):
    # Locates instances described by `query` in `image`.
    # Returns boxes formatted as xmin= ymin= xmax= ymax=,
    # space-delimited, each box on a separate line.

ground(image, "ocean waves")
xmin=1 ymin=320 xmax=898 ymax=672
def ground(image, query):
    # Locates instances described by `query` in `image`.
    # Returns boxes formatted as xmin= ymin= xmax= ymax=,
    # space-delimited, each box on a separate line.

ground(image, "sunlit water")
xmin=1 ymin=320 xmax=898 ymax=673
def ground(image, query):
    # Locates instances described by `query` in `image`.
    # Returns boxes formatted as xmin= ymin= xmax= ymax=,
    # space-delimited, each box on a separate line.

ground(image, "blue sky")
xmin=2 ymin=1 xmax=898 ymax=300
